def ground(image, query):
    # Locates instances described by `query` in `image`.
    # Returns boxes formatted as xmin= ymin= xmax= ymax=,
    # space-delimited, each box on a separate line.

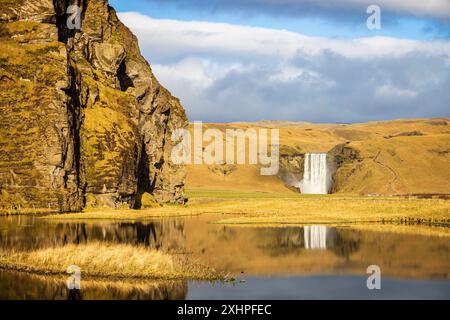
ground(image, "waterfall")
xmin=304 ymin=226 xmax=328 ymax=250
xmin=299 ymin=153 xmax=331 ymax=194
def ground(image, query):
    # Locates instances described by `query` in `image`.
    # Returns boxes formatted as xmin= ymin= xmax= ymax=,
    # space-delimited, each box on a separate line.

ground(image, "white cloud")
xmin=153 ymin=58 xmax=220 ymax=92
xmin=118 ymin=12 xmax=450 ymax=122
xmin=119 ymin=12 xmax=450 ymax=61
xmin=375 ymin=84 xmax=418 ymax=99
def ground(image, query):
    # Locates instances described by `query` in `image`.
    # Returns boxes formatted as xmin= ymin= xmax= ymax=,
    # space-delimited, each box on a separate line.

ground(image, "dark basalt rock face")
xmin=277 ymin=145 xmax=305 ymax=190
xmin=328 ymin=143 xmax=360 ymax=193
xmin=0 ymin=0 xmax=188 ymax=212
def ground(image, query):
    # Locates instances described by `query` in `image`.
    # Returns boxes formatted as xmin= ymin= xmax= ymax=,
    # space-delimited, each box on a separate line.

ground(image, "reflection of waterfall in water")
xmin=304 ymin=226 xmax=328 ymax=250
xmin=298 ymin=153 xmax=331 ymax=194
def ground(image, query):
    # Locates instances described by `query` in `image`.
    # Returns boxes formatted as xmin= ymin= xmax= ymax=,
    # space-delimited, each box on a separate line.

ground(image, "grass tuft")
xmin=0 ymin=242 xmax=220 ymax=280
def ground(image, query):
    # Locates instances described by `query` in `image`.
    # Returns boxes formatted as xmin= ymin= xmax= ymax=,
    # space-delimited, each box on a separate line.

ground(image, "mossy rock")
xmin=141 ymin=193 xmax=161 ymax=208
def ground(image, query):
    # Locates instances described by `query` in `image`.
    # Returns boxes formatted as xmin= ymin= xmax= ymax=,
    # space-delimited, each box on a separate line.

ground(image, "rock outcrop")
xmin=327 ymin=143 xmax=360 ymax=193
xmin=0 ymin=0 xmax=188 ymax=212
xmin=277 ymin=145 xmax=304 ymax=190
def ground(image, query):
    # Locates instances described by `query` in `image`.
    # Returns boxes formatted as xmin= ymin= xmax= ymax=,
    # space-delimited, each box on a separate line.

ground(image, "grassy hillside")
xmin=186 ymin=118 xmax=450 ymax=195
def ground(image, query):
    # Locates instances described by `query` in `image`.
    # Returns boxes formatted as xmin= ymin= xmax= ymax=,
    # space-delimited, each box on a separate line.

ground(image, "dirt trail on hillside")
xmin=373 ymin=150 xmax=398 ymax=194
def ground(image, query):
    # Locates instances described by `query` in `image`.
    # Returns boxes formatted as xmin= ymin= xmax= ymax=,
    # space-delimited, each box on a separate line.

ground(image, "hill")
xmin=186 ymin=118 xmax=450 ymax=195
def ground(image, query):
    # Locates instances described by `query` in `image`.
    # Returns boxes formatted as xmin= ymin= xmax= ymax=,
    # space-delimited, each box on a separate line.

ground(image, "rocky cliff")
xmin=0 ymin=0 xmax=188 ymax=212
xmin=277 ymin=145 xmax=304 ymax=190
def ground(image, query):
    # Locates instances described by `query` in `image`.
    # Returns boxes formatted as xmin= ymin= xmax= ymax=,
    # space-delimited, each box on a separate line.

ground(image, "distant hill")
xmin=186 ymin=118 xmax=450 ymax=195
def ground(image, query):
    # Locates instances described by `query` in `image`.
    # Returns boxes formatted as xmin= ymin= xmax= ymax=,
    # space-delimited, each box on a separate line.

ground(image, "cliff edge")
xmin=0 ymin=0 xmax=188 ymax=212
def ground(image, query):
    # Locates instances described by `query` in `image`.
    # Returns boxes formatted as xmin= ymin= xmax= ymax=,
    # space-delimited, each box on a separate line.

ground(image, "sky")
xmin=109 ymin=0 xmax=450 ymax=123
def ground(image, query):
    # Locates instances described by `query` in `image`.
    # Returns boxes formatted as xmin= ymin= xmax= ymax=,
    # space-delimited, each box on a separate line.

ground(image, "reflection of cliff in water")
xmin=0 ymin=271 xmax=187 ymax=300
xmin=258 ymin=226 xmax=360 ymax=258
xmin=327 ymin=229 xmax=361 ymax=259
xmin=0 ymin=217 xmax=185 ymax=252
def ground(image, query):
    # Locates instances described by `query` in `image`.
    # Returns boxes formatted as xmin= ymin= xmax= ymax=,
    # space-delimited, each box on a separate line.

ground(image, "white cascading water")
xmin=298 ymin=153 xmax=331 ymax=194
xmin=304 ymin=226 xmax=328 ymax=250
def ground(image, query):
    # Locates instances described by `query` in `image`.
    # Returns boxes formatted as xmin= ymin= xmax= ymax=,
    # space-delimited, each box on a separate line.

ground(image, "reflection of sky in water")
xmin=188 ymin=276 xmax=450 ymax=300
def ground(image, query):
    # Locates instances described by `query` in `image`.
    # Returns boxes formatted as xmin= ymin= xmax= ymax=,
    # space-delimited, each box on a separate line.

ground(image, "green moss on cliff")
xmin=1 ymin=0 xmax=188 ymax=213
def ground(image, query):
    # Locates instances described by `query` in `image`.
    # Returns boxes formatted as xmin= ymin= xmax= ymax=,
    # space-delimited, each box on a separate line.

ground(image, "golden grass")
xmin=210 ymin=196 xmax=450 ymax=226
xmin=0 ymin=242 xmax=219 ymax=280
xmin=42 ymin=206 xmax=203 ymax=220
xmin=349 ymin=223 xmax=450 ymax=237
xmin=0 ymin=208 xmax=56 ymax=216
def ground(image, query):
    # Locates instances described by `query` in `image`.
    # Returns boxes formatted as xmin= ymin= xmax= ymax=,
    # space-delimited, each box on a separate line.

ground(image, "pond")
xmin=0 ymin=214 xmax=449 ymax=299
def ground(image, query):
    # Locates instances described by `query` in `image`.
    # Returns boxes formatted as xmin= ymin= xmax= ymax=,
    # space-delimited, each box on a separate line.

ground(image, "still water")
xmin=0 ymin=214 xmax=449 ymax=299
